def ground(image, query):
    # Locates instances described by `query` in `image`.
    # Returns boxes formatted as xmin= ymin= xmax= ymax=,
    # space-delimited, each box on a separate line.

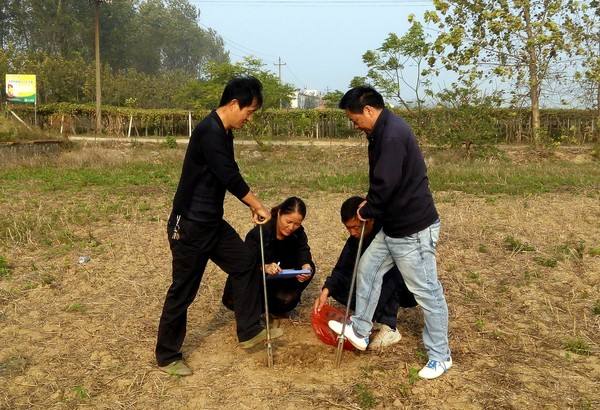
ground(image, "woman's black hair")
xmin=271 ymin=196 xmax=307 ymax=219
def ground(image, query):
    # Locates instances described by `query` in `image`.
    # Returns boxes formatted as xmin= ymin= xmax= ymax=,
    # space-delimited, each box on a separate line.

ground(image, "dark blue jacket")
xmin=359 ymin=109 xmax=438 ymax=237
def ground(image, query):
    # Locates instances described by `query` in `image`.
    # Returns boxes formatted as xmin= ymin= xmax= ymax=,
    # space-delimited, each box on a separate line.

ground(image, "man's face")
xmin=345 ymin=106 xmax=378 ymax=133
xmin=230 ymin=98 xmax=260 ymax=129
xmin=344 ymin=216 xmax=373 ymax=239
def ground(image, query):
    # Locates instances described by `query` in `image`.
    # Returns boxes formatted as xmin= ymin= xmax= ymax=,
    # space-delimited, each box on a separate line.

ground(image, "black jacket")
xmin=359 ymin=109 xmax=438 ymax=237
xmin=245 ymin=219 xmax=315 ymax=273
xmin=323 ymin=222 xmax=416 ymax=308
xmin=171 ymin=110 xmax=250 ymax=222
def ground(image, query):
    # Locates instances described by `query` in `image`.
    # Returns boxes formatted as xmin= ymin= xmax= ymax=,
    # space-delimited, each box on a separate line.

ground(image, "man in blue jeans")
xmin=328 ymin=86 xmax=452 ymax=380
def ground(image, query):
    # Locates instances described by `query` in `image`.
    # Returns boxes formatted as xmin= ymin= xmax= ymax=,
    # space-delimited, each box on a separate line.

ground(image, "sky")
xmin=190 ymin=0 xmax=440 ymax=94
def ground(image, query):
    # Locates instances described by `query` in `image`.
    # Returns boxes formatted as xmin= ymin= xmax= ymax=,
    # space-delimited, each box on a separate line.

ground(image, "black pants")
xmin=330 ymin=270 xmax=417 ymax=329
xmin=222 ymin=271 xmax=314 ymax=315
xmin=155 ymin=215 xmax=263 ymax=366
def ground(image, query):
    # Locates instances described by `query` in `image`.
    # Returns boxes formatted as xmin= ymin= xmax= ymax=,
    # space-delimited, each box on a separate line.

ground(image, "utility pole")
xmin=273 ymin=57 xmax=286 ymax=109
xmin=91 ymin=0 xmax=111 ymax=134
xmin=94 ymin=1 xmax=101 ymax=133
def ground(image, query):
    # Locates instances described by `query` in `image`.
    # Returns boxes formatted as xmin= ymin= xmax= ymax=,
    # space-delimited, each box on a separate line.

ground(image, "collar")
xmin=210 ymin=110 xmax=234 ymax=138
xmin=367 ymin=108 xmax=389 ymax=142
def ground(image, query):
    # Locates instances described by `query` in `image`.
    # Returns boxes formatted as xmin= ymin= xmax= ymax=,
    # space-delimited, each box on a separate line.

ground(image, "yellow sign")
xmin=5 ymin=74 xmax=36 ymax=104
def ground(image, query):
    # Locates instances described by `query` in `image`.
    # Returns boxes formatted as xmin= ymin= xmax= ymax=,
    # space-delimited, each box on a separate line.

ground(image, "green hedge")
xmin=7 ymin=103 xmax=599 ymax=145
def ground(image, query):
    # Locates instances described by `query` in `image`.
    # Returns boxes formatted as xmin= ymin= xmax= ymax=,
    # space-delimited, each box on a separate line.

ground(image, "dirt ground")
xmin=0 ymin=151 xmax=599 ymax=409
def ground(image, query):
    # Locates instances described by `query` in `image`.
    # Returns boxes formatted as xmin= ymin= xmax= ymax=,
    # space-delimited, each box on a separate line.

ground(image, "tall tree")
xmin=353 ymin=20 xmax=432 ymax=111
xmin=425 ymin=0 xmax=588 ymax=141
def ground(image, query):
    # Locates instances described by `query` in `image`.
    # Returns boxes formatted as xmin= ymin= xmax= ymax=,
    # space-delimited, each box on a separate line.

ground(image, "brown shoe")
xmin=239 ymin=327 xmax=284 ymax=349
xmin=158 ymin=360 xmax=193 ymax=376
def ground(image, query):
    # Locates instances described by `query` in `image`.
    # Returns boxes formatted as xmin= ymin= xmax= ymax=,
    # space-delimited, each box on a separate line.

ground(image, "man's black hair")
xmin=219 ymin=76 xmax=263 ymax=108
xmin=338 ymin=86 xmax=384 ymax=113
xmin=340 ymin=196 xmax=365 ymax=223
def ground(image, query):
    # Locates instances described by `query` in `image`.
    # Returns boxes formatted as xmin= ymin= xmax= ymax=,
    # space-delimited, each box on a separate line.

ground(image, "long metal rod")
xmin=335 ymin=221 xmax=366 ymax=367
xmin=259 ymin=224 xmax=274 ymax=367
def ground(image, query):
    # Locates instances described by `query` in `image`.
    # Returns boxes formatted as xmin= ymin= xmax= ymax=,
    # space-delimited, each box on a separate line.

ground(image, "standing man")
xmin=328 ymin=87 xmax=452 ymax=380
xmin=313 ymin=196 xmax=417 ymax=349
xmin=156 ymin=76 xmax=283 ymax=376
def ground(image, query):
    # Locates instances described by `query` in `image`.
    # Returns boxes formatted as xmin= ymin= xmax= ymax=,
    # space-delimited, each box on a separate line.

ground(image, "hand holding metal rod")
xmin=335 ymin=220 xmax=366 ymax=367
xmin=259 ymin=223 xmax=274 ymax=368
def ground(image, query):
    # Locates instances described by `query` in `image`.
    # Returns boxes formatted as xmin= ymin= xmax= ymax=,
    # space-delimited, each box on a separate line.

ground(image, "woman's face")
xmin=276 ymin=211 xmax=304 ymax=238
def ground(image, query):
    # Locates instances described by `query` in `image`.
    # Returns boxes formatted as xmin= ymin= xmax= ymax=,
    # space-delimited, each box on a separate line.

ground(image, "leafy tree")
xmin=356 ymin=19 xmax=433 ymax=111
xmin=425 ymin=0 xmax=589 ymax=142
xmin=322 ymin=90 xmax=344 ymax=108
xmin=575 ymin=0 xmax=600 ymax=114
xmin=174 ymin=57 xmax=295 ymax=109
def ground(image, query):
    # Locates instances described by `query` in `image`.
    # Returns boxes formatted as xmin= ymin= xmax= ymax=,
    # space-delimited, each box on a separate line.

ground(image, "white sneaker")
xmin=418 ymin=358 xmax=453 ymax=380
xmin=368 ymin=324 xmax=401 ymax=350
xmin=328 ymin=320 xmax=369 ymax=351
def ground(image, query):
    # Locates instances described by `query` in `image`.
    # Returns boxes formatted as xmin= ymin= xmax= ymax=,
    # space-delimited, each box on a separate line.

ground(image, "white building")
xmin=290 ymin=89 xmax=322 ymax=109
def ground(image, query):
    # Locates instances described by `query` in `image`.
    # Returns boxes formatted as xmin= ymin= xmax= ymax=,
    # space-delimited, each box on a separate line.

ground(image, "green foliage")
xmin=563 ymin=337 xmax=591 ymax=356
xmin=592 ymin=300 xmax=600 ymax=316
xmin=425 ymin=0 xmax=590 ymax=139
xmin=0 ymin=1 xmax=227 ymax=76
xmin=503 ymin=236 xmax=535 ymax=253
xmin=0 ymin=256 xmax=10 ymax=278
xmin=72 ymin=385 xmax=90 ymax=400
xmin=358 ymin=20 xmax=432 ymax=111
xmin=322 ymin=90 xmax=344 ymax=108
xmin=353 ymin=384 xmax=376 ymax=409
xmin=407 ymin=367 xmax=420 ymax=385
xmin=534 ymin=256 xmax=558 ymax=268
xmin=164 ymin=136 xmax=178 ymax=149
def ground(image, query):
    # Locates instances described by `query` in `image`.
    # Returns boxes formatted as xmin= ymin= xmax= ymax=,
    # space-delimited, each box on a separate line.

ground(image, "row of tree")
xmin=0 ymin=0 xmax=295 ymax=109
xmin=345 ymin=0 xmax=600 ymax=140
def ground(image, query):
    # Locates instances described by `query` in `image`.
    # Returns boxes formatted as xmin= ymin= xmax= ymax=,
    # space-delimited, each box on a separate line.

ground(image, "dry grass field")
xmin=0 ymin=142 xmax=598 ymax=409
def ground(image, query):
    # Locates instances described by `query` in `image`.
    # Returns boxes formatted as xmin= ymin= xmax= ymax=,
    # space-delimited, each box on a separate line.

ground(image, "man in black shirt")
xmin=328 ymin=87 xmax=452 ymax=380
xmin=155 ymin=77 xmax=282 ymax=376
xmin=314 ymin=196 xmax=417 ymax=349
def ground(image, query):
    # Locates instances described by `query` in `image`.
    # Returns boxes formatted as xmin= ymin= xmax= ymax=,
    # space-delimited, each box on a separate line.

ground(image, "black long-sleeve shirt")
xmin=245 ymin=219 xmax=316 ymax=273
xmin=359 ymin=109 xmax=438 ymax=237
xmin=171 ymin=110 xmax=250 ymax=222
xmin=323 ymin=222 xmax=416 ymax=308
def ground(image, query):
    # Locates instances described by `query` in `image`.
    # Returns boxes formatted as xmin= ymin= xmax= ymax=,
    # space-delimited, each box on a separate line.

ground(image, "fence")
xmin=7 ymin=103 xmax=599 ymax=145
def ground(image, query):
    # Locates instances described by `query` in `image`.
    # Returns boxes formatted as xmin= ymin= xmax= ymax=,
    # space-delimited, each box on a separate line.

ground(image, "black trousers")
xmin=330 ymin=270 xmax=417 ymax=329
xmin=155 ymin=215 xmax=263 ymax=366
xmin=223 ymin=272 xmax=314 ymax=316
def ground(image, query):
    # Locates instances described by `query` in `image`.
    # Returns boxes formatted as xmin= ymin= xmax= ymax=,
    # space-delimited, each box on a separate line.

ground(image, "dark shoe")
xmin=158 ymin=360 xmax=193 ymax=376
xmin=239 ymin=327 xmax=284 ymax=349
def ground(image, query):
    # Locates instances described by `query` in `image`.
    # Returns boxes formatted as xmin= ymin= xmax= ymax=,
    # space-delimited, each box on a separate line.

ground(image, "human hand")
xmin=252 ymin=205 xmax=271 ymax=225
xmin=264 ymin=262 xmax=282 ymax=276
xmin=357 ymin=200 xmax=368 ymax=222
xmin=313 ymin=288 xmax=329 ymax=313
xmin=296 ymin=264 xmax=313 ymax=282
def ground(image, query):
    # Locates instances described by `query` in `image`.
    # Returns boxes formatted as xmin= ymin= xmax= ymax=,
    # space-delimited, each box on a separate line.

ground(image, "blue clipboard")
xmin=267 ymin=268 xmax=311 ymax=279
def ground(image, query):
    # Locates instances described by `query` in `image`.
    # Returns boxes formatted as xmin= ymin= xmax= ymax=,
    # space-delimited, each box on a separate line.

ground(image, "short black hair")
xmin=338 ymin=86 xmax=384 ymax=113
xmin=340 ymin=196 xmax=365 ymax=223
xmin=219 ymin=76 xmax=263 ymax=108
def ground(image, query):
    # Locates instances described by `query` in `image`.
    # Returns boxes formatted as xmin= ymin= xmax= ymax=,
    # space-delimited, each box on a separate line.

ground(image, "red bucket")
xmin=310 ymin=304 xmax=355 ymax=351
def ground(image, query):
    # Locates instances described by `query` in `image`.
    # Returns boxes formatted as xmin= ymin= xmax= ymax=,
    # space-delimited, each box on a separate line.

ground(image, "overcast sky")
xmin=191 ymin=0 xmax=441 ymax=94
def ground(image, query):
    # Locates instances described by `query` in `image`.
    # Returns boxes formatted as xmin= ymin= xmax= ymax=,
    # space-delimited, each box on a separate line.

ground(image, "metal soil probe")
xmin=335 ymin=221 xmax=366 ymax=367
xmin=259 ymin=224 xmax=274 ymax=367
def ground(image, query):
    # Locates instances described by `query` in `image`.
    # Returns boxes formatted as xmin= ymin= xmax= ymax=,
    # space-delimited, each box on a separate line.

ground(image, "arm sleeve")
xmin=322 ymin=239 xmax=354 ymax=293
xmin=199 ymin=129 xmax=250 ymax=200
xmin=296 ymin=229 xmax=316 ymax=271
xmin=359 ymin=136 xmax=406 ymax=220
xmin=245 ymin=226 xmax=276 ymax=265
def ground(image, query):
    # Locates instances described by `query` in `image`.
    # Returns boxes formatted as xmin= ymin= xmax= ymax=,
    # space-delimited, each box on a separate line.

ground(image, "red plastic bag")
xmin=310 ymin=303 xmax=355 ymax=350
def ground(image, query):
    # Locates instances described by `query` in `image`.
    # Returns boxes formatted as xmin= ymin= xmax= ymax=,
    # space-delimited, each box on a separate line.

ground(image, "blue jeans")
xmin=351 ymin=220 xmax=451 ymax=362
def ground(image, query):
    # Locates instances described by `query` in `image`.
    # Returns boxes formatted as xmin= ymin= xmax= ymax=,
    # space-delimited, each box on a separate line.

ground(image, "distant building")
xmin=290 ymin=89 xmax=322 ymax=109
